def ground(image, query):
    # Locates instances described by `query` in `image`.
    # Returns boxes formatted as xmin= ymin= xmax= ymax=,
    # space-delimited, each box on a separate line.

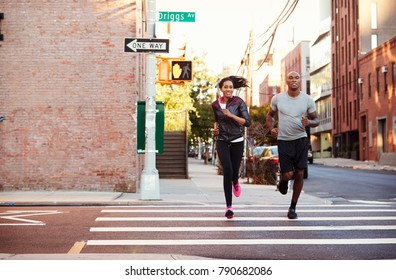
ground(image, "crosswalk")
xmin=84 ymin=204 xmax=396 ymax=258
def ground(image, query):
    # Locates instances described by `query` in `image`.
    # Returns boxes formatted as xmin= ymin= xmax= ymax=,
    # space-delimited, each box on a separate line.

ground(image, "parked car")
xmin=252 ymin=145 xmax=309 ymax=179
xmin=308 ymin=145 xmax=313 ymax=164
xmin=249 ymin=145 xmax=279 ymax=164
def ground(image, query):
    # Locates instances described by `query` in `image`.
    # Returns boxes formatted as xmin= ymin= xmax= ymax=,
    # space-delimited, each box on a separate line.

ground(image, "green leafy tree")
xmin=247 ymin=105 xmax=277 ymax=147
xmin=156 ymin=82 xmax=195 ymax=132
xmin=188 ymin=54 xmax=219 ymax=163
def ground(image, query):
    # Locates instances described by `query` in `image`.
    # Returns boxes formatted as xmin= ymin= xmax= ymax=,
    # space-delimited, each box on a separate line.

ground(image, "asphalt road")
xmin=1 ymin=203 xmax=395 ymax=260
xmin=1 ymin=165 xmax=395 ymax=260
xmin=303 ymin=164 xmax=396 ymax=203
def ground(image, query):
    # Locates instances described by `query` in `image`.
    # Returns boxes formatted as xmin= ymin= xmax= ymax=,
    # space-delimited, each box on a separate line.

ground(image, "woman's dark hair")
xmin=218 ymin=76 xmax=248 ymax=89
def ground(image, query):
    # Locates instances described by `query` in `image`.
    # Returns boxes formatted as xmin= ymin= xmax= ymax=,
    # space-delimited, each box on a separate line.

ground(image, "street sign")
xmin=171 ymin=60 xmax=192 ymax=81
xmin=158 ymin=11 xmax=195 ymax=22
xmin=124 ymin=38 xmax=170 ymax=53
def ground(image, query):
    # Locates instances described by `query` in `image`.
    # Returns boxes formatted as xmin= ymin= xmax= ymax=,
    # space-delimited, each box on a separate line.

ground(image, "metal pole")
xmin=140 ymin=0 xmax=160 ymax=200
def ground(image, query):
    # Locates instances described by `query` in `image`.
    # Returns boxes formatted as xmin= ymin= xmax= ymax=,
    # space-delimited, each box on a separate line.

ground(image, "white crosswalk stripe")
xmin=90 ymin=225 xmax=396 ymax=232
xmin=87 ymin=238 xmax=396 ymax=246
xmin=96 ymin=216 xmax=396 ymax=221
xmin=87 ymin=204 xmax=396 ymax=248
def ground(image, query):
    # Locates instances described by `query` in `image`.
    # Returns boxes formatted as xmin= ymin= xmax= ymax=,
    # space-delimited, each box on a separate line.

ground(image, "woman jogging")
xmin=212 ymin=76 xmax=251 ymax=219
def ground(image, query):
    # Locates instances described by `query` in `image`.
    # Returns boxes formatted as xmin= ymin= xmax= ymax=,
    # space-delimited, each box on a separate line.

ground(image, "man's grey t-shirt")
xmin=270 ymin=91 xmax=316 ymax=141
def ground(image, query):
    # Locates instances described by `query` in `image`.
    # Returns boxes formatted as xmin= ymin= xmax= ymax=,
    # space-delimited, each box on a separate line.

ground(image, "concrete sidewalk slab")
xmin=0 ymin=158 xmax=330 ymax=206
xmin=1 ymin=157 xmax=394 ymax=206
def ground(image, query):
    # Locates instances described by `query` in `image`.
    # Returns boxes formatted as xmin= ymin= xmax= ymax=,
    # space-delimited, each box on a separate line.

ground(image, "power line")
xmin=254 ymin=0 xmax=299 ymax=71
xmin=238 ymin=0 xmax=300 ymax=73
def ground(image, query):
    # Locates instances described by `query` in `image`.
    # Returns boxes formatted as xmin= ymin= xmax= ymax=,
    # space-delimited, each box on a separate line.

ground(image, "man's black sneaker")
xmin=287 ymin=208 xmax=298 ymax=219
xmin=278 ymin=180 xmax=289 ymax=195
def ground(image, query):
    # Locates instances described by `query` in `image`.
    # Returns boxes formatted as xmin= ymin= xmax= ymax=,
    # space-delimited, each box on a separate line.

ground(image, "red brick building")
xmin=358 ymin=36 xmax=396 ymax=161
xmin=0 ymin=1 xmax=146 ymax=191
xmin=331 ymin=0 xmax=360 ymax=158
xmin=331 ymin=0 xmax=396 ymax=159
xmin=280 ymin=41 xmax=311 ymax=94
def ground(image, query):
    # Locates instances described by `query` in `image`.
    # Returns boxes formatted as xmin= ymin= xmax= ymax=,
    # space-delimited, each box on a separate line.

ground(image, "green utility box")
xmin=137 ymin=101 xmax=164 ymax=154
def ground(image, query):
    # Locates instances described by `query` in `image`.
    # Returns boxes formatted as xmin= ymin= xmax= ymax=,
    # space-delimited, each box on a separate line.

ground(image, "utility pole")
xmin=140 ymin=0 xmax=160 ymax=200
xmin=243 ymin=29 xmax=254 ymax=178
xmin=245 ymin=30 xmax=254 ymax=107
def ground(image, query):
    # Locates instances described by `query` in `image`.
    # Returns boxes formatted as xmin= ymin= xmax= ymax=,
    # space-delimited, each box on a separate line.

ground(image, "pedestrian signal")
xmin=171 ymin=60 xmax=192 ymax=81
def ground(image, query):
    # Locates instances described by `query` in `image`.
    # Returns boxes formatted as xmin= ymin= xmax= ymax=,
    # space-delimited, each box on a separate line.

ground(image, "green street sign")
xmin=158 ymin=11 xmax=195 ymax=22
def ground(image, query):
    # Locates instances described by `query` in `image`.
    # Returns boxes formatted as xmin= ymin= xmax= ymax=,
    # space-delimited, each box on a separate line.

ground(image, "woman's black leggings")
xmin=216 ymin=140 xmax=244 ymax=207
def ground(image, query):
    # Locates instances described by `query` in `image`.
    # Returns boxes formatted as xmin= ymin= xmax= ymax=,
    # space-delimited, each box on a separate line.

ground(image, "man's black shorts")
xmin=278 ymin=137 xmax=309 ymax=173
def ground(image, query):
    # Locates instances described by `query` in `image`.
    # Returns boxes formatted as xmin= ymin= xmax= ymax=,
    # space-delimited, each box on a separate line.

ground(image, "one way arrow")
xmin=124 ymin=38 xmax=169 ymax=53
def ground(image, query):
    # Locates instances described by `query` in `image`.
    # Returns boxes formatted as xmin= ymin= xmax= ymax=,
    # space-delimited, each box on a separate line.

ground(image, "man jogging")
xmin=266 ymin=71 xmax=319 ymax=219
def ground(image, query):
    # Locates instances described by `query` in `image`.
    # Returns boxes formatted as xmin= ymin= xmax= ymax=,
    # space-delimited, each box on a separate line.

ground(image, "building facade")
xmin=280 ymin=41 xmax=311 ymax=94
xmin=358 ymin=36 xmax=396 ymax=161
xmin=331 ymin=0 xmax=396 ymax=159
xmin=0 ymin=1 xmax=146 ymax=191
xmin=310 ymin=15 xmax=333 ymax=158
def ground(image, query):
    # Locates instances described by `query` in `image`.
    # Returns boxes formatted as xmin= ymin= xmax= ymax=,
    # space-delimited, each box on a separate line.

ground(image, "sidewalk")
xmin=1 ymin=157 xmax=395 ymax=207
xmin=313 ymin=157 xmax=396 ymax=172
xmin=0 ymin=158 xmax=333 ymax=207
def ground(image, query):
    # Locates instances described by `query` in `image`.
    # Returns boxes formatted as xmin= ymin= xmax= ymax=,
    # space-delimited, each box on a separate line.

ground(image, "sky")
xmin=156 ymin=0 xmax=321 ymax=74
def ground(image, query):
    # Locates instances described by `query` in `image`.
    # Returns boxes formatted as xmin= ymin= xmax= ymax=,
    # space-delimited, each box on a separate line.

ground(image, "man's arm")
xmin=302 ymin=111 xmax=319 ymax=128
xmin=266 ymin=108 xmax=278 ymax=138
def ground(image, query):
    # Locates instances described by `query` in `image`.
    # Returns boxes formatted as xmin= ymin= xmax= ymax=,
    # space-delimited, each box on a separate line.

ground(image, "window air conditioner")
xmin=358 ymin=78 xmax=363 ymax=84
xmin=381 ymin=66 xmax=388 ymax=73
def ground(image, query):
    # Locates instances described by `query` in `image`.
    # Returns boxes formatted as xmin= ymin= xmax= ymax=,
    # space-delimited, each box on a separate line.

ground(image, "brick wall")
xmin=0 ymin=1 xmax=140 ymax=192
xmin=359 ymin=36 xmax=396 ymax=162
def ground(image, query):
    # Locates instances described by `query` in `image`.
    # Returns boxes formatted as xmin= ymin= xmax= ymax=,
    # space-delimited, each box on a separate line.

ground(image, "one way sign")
xmin=124 ymin=38 xmax=169 ymax=53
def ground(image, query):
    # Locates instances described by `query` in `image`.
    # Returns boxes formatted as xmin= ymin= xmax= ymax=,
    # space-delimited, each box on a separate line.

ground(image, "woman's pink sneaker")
xmin=225 ymin=206 xmax=234 ymax=219
xmin=233 ymin=181 xmax=241 ymax=197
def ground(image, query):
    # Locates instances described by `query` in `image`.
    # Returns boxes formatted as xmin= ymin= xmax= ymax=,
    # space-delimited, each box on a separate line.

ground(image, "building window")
xmin=347 ymin=2 xmax=351 ymax=35
xmin=384 ymin=69 xmax=388 ymax=93
xmin=371 ymin=3 xmax=378 ymax=29
xmin=349 ymin=71 xmax=352 ymax=90
xmin=353 ymin=69 xmax=357 ymax=93
xmin=348 ymin=102 xmax=351 ymax=126
xmin=361 ymin=115 xmax=367 ymax=133
xmin=341 ymin=18 xmax=344 ymax=40
xmin=359 ymin=80 xmax=363 ymax=100
xmin=345 ymin=15 xmax=348 ymax=40
xmin=348 ymin=42 xmax=351 ymax=65
xmin=371 ymin=34 xmax=378 ymax=49
xmin=368 ymin=73 xmax=372 ymax=98
xmin=342 ymin=46 xmax=344 ymax=65
xmin=376 ymin=68 xmax=380 ymax=95
xmin=353 ymin=39 xmax=356 ymax=58
xmin=354 ymin=100 xmax=357 ymax=120
xmin=306 ymin=80 xmax=310 ymax=95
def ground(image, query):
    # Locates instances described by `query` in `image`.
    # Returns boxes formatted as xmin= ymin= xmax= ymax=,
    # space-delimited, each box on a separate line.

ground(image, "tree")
xmin=156 ymin=81 xmax=195 ymax=132
xmin=247 ymin=105 xmax=277 ymax=147
xmin=188 ymin=54 xmax=219 ymax=163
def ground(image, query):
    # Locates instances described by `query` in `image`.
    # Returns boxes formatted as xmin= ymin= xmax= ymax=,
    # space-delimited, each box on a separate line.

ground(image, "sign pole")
xmin=140 ymin=0 xmax=160 ymax=200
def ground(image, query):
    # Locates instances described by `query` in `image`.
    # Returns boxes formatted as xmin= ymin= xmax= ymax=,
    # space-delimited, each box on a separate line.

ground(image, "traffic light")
xmin=171 ymin=60 xmax=192 ymax=81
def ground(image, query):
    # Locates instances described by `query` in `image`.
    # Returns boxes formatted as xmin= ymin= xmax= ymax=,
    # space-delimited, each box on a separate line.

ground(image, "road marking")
xmin=101 ymin=209 xmax=396 ymax=213
xmin=87 ymin=238 xmax=396 ymax=246
xmin=0 ymin=223 xmax=45 ymax=226
xmin=348 ymin=200 xmax=395 ymax=205
xmin=68 ymin=241 xmax=86 ymax=254
xmin=105 ymin=204 xmax=392 ymax=208
xmin=0 ymin=210 xmax=64 ymax=225
xmin=95 ymin=216 xmax=396 ymax=222
xmin=90 ymin=225 xmax=396 ymax=232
